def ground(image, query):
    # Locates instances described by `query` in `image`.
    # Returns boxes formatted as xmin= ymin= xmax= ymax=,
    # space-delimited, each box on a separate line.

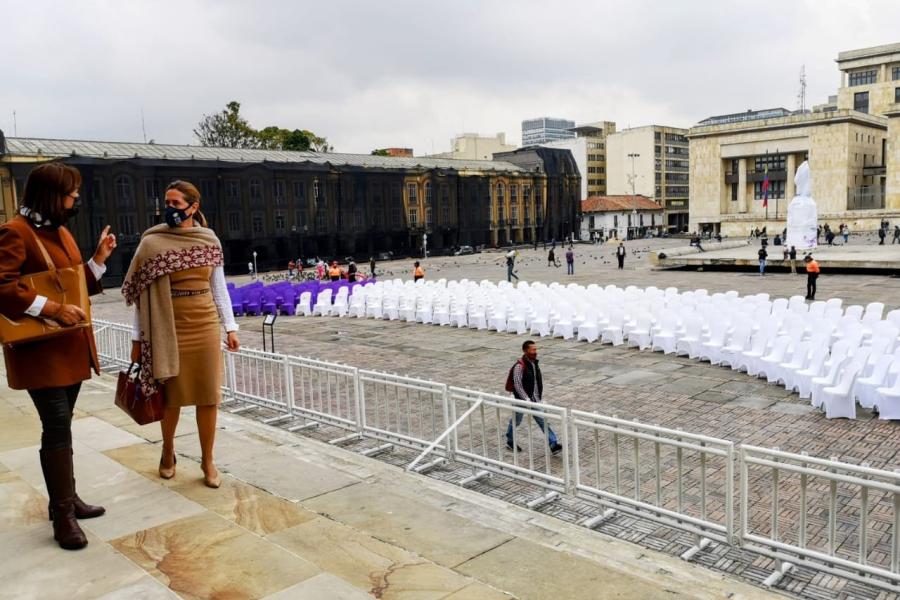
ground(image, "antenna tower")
xmin=797 ymin=65 xmax=807 ymax=112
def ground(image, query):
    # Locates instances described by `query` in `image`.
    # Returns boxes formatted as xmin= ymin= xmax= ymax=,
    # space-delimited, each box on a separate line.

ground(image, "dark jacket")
xmin=0 ymin=217 xmax=102 ymax=390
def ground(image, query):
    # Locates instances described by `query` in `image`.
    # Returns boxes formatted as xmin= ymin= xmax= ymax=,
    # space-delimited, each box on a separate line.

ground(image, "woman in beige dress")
xmin=122 ymin=180 xmax=240 ymax=488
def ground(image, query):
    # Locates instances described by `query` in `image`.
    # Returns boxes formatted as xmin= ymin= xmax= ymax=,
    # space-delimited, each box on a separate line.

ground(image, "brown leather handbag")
xmin=115 ymin=363 xmax=166 ymax=425
xmin=0 ymin=226 xmax=91 ymax=346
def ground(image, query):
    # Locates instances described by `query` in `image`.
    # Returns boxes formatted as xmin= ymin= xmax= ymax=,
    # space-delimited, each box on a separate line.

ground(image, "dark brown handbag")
xmin=0 ymin=225 xmax=91 ymax=346
xmin=115 ymin=363 xmax=166 ymax=425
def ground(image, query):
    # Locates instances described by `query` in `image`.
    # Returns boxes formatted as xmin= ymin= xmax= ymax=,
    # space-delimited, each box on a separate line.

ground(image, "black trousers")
xmin=806 ymin=273 xmax=818 ymax=299
xmin=617 ymin=256 xmax=624 ymax=269
xmin=27 ymin=383 xmax=82 ymax=451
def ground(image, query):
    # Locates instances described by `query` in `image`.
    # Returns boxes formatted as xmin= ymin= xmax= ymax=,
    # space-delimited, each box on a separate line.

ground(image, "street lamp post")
xmin=628 ymin=152 xmax=640 ymax=239
xmin=252 ymin=251 xmax=258 ymax=280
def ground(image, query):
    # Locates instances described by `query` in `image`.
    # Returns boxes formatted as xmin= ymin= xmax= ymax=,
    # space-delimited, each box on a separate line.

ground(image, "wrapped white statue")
xmin=786 ymin=160 xmax=818 ymax=249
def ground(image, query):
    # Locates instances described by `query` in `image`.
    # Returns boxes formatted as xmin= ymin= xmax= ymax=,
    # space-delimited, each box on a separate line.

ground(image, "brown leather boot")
xmin=41 ymin=450 xmax=105 ymax=520
xmin=40 ymin=447 xmax=88 ymax=550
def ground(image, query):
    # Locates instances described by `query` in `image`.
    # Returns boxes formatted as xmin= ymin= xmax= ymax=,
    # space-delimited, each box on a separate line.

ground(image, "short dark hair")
xmin=21 ymin=162 xmax=82 ymax=225
xmin=522 ymin=340 xmax=535 ymax=352
xmin=804 ymin=255 xmax=813 ymax=261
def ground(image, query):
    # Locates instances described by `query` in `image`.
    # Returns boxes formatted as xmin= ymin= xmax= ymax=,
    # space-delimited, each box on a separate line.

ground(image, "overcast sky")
xmin=3 ymin=0 xmax=899 ymax=155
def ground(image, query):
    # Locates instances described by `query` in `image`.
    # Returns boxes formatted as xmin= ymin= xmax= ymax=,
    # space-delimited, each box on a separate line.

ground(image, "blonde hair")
xmin=166 ymin=180 xmax=208 ymax=227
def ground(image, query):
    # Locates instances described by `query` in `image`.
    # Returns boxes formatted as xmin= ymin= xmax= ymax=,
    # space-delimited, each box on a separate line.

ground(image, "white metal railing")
xmin=740 ymin=445 xmax=900 ymax=592
xmin=92 ymin=318 xmax=900 ymax=590
xmin=571 ymin=411 xmax=734 ymax=558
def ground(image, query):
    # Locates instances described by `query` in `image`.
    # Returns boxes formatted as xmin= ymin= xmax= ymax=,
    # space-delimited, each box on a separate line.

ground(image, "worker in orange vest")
xmin=328 ymin=261 xmax=342 ymax=282
xmin=804 ymin=255 xmax=820 ymax=300
xmin=413 ymin=261 xmax=425 ymax=282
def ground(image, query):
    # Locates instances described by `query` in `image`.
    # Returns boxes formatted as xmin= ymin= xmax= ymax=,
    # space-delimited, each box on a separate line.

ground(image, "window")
xmin=273 ymin=180 xmax=286 ymax=204
xmin=354 ymin=209 xmax=364 ymax=229
xmin=316 ymin=210 xmax=327 ymax=231
xmin=200 ymin=179 xmax=214 ymax=201
xmin=614 ymin=215 xmax=618 ymax=228
xmin=252 ymin=213 xmax=264 ymax=235
xmin=143 ymin=178 xmax=160 ymax=203
xmin=118 ymin=214 xmax=136 ymax=236
xmin=407 ymin=183 xmax=417 ymax=203
xmin=441 ymin=202 xmax=450 ymax=224
xmin=754 ymin=180 xmax=785 ymax=200
xmin=894 ymin=66 xmax=900 ymax=81
xmin=424 ymin=182 xmax=432 ymax=205
xmin=854 ymin=91 xmax=869 ymax=113
xmin=523 ymin=185 xmax=531 ymax=204
xmin=293 ymin=181 xmax=306 ymax=207
xmin=391 ymin=205 xmax=401 ymax=228
xmin=496 ymin=183 xmax=504 ymax=204
xmin=294 ymin=209 xmax=306 ymax=227
xmin=510 ymin=185 xmax=518 ymax=205
xmin=408 ymin=207 xmax=418 ymax=227
xmin=753 ymin=154 xmax=785 ymax=172
xmin=313 ymin=180 xmax=321 ymax=203
xmin=896 ymin=87 xmax=900 ymax=103
xmin=226 ymin=180 xmax=241 ymax=205
xmin=665 ymin=186 xmax=689 ymax=197
xmin=511 ymin=205 xmax=519 ymax=225
xmin=849 ymin=69 xmax=877 ymax=86
xmin=250 ymin=179 xmax=262 ymax=200
xmin=274 ymin=212 xmax=286 ymax=232
xmin=115 ymin=175 xmax=134 ymax=207
xmin=425 ymin=207 xmax=433 ymax=226
xmin=228 ymin=212 xmax=241 ymax=233
xmin=732 ymin=183 xmax=738 ymax=201
xmin=92 ymin=179 xmax=105 ymax=205
xmin=665 ymin=172 xmax=689 ymax=183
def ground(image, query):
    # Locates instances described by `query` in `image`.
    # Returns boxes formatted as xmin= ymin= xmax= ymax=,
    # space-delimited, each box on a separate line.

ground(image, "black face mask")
xmin=164 ymin=206 xmax=191 ymax=228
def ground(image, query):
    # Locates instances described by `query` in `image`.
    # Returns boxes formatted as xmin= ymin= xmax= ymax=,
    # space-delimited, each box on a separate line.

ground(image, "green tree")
xmin=193 ymin=101 xmax=259 ymax=148
xmin=371 ymin=148 xmax=391 ymax=156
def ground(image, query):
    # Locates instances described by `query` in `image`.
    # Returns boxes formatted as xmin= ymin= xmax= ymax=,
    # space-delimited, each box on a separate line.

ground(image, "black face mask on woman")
xmin=164 ymin=206 xmax=192 ymax=228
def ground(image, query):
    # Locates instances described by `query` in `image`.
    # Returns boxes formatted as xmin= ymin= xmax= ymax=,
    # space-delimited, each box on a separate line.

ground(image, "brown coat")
xmin=0 ymin=216 xmax=102 ymax=390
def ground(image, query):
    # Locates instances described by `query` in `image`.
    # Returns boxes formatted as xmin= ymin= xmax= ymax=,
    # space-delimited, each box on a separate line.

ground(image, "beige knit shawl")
xmin=121 ymin=224 xmax=223 ymax=396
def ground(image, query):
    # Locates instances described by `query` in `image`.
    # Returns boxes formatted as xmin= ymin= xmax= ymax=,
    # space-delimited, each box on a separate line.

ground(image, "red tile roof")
xmin=581 ymin=195 xmax=663 ymax=213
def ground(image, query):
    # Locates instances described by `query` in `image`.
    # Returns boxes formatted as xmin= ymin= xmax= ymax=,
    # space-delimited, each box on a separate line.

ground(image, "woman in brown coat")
xmin=122 ymin=180 xmax=239 ymax=490
xmin=0 ymin=162 xmax=117 ymax=550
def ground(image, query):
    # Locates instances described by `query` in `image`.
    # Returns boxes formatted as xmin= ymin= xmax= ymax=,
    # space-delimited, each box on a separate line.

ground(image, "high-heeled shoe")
xmin=159 ymin=452 xmax=176 ymax=480
xmin=201 ymin=464 xmax=220 ymax=489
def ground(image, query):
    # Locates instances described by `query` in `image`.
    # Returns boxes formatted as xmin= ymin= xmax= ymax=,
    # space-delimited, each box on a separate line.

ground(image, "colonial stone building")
xmin=0 ymin=132 xmax=580 ymax=283
xmin=688 ymin=42 xmax=900 ymax=237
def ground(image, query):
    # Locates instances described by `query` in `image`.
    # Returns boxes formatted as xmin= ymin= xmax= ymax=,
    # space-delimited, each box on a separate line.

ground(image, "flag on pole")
xmin=761 ymin=164 xmax=770 ymax=208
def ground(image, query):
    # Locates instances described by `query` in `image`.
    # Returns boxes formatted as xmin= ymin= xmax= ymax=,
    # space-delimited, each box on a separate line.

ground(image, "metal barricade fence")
xmin=447 ymin=387 xmax=570 ymax=500
xmin=226 ymin=347 xmax=291 ymax=415
xmin=570 ymin=411 xmax=735 ymax=557
xmin=92 ymin=319 xmax=133 ymax=371
xmin=359 ymin=370 xmax=448 ymax=452
xmin=740 ymin=445 xmax=900 ymax=591
xmin=287 ymin=355 xmax=360 ymax=431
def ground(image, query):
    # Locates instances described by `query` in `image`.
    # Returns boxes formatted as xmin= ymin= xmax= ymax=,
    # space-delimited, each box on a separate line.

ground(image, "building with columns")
xmin=0 ymin=132 xmax=580 ymax=283
xmin=688 ymin=42 xmax=900 ymax=236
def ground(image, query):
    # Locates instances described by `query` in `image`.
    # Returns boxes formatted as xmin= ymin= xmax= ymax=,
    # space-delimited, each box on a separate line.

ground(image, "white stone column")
xmin=785 ymin=154 xmax=797 ymax=213
xmin=886 ymin=111 xmax=900 ymax=210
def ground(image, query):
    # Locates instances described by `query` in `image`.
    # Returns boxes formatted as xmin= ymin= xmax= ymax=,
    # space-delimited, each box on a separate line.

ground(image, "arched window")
xmin=115 ymin=175 xmax=134 ymax=207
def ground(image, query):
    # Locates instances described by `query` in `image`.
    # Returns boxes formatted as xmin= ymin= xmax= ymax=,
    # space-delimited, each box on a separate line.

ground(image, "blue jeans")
xmin=507 ymin=264 xmax=519 ymax=282
xmin=506 ymin=405 xmax=558 ymax=446
xmin=759 ymin=259 xmax=766 ymax=274
xmin=567 ymin=261 xmax=574 ymax=274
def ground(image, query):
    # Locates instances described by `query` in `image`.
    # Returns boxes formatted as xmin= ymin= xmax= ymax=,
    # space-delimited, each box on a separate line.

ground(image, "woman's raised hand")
xmin=93 ymin=225 xmax=117 ymax=266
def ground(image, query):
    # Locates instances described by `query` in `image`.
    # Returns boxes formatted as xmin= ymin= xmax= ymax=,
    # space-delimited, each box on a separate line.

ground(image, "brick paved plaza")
xmin=88 ymin=238 xmax=900 ymax=599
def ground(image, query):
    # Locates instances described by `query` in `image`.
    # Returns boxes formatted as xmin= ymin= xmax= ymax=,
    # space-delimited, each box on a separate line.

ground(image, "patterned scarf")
xmin=121 ymin=224 xmax=223 ymax=396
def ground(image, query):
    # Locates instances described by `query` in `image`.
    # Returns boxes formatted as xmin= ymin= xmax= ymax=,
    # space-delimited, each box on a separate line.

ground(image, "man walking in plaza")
xmin=505 ymin=250 xmax=519 ymax=282
xmin=505 ymin=340 xmax=562 ymax=454
xmin=616 ymin=243 xmax=626 ymax=269
xmin=788 ymin=245 xmax=797 ymax=274
xmin=893 ymin=226 xmax=900 ymax=244
xmin=758 ymin=246 xmax=767 ymax=276
xmin=804 ymin=255 xmax=820 ymax=300
xmin=565 ymin=246 xmax=575 ymax=275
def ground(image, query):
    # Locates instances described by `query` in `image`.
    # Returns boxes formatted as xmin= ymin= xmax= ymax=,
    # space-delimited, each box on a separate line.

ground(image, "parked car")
xmin=377 ymin=251 xmax=394 ymax=261
xmin=453 ymin=245 xmax=475 ymax=256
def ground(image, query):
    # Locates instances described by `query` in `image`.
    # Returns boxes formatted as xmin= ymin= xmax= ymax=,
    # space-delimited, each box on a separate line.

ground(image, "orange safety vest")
xmin=414 ymin=266 xmax=425 ymax=278
xmin=806 ymin=260 xmax=820 ymax=274
xmin=328 ymin=266 xmax=341 ymax=277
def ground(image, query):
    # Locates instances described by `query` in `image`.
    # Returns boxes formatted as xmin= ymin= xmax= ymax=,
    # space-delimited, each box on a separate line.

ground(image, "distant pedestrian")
xmin=328 ymin=261 xmax=341 ymax=282
xmin=248 ymin=261 xmax=255 ymax=280
xmin=893 ymin=226 xmax=900 ymax=244
xmin=547 ymin=248 xmax=560 ymax=268
xmin=788 ymin=246 xmax=797 ymax=275
xmin=347 ymin=258 xmax=358 ymax=282
xmin=565 ymin=247 xmax=574 ymax=275
xmin=842 ymin=224 xmax=850 ymax=244
xmin=315 ymin=256 xmax=325 ymax=280
xmin=369 ymin=256 xmax=376 ymax=278
xmin=504 ymin=340 xmax=562 ymax=454
xmin=758 ymin=247 xmax=768 ymax=276
xmin=879 ymin=227 xmax=886 ymax=245
xmin=413 ymin=261 xmax=425 ymax=282
xmin=505 ymin=250 xmax=519 ymax=282
xmin=616 ymin=243 xmax=625 ymax=269
xmin=804 ymin=255 xmax=820 ymax=300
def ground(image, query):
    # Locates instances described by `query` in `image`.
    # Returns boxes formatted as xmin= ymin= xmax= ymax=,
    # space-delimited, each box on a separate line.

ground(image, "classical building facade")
xmin=688 ymin=42 xmax=900 ymax=236
xmin=606 ymin=125 xmax=690 ymax=232
xmin=0 ymin=133 xmax=580 ymax=283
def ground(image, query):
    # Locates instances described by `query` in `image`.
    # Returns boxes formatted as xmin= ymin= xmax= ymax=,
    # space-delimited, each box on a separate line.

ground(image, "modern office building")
xmin=542 ymin=121 xmax=616 ymax=200
xmin=521 ymin=117 xmax=576 ymax=146
xmin=606 ymin=125 xmax=690 ymax=232
xmin=426 ymin=133 xmax=516 ymax=161
xmin=0 ymin=132 xmax=580 ymax=282
xmin=688 ymin=42 xmax=900 ymax=236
